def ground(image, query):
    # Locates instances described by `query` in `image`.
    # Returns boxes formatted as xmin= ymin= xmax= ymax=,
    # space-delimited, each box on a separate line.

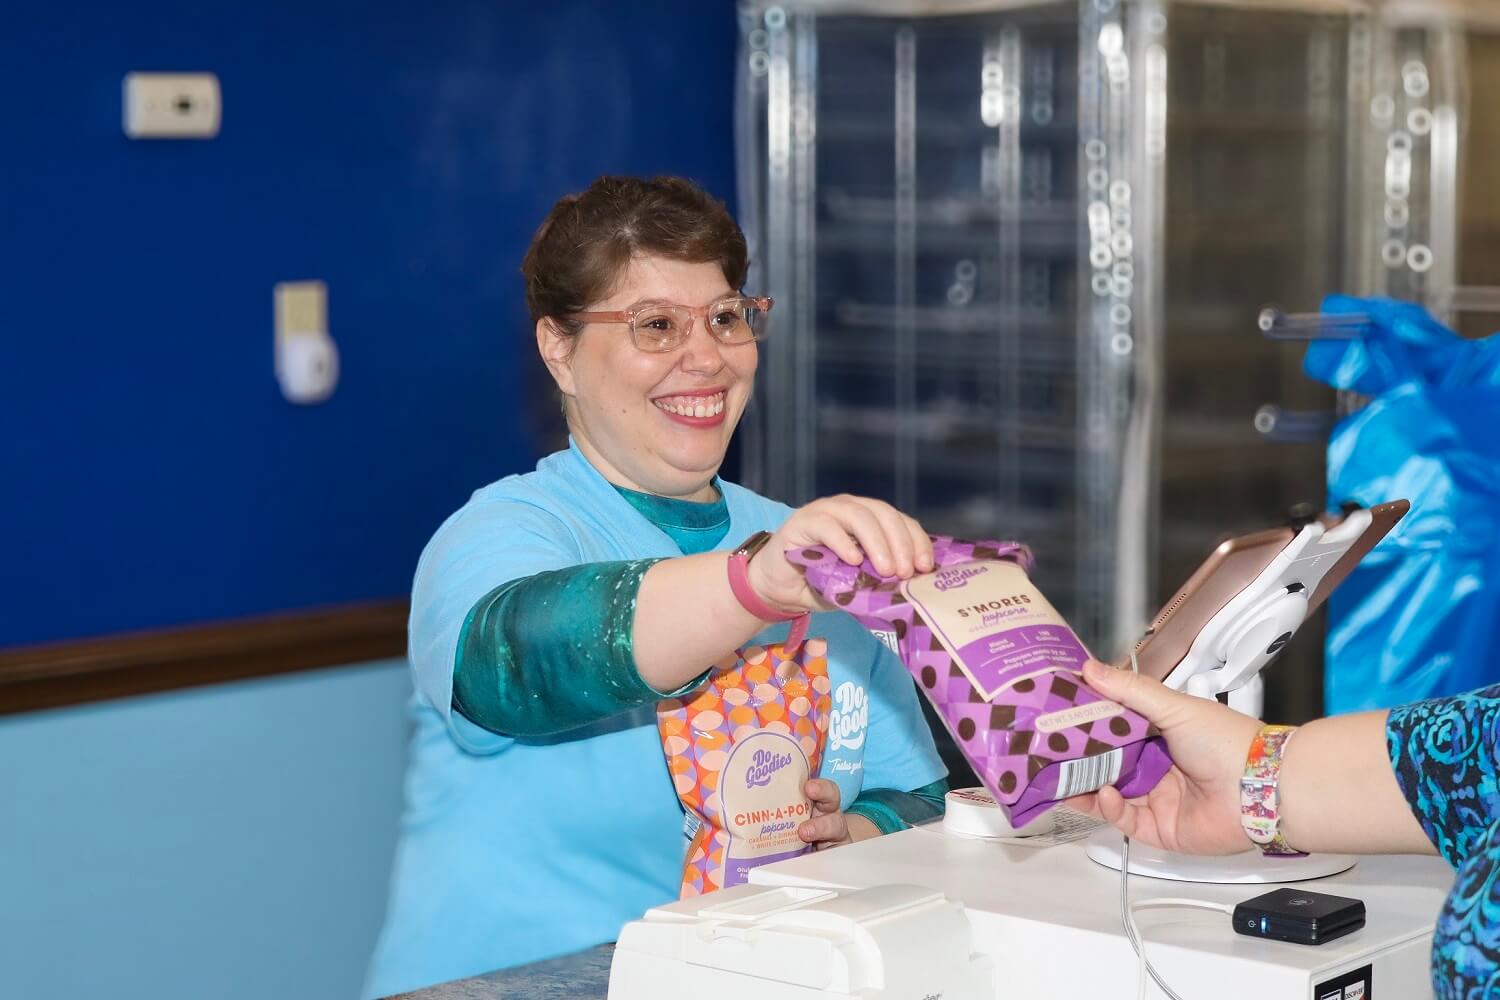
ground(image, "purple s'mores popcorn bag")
xmin=788 ymin=537 xmax=1171 ymax=825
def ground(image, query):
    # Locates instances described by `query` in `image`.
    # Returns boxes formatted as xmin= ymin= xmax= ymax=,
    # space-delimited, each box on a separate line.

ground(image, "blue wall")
xmin=0 ymin=660 xmax=412 ymax=1000
xmin=2 ymin=3 xmax=739 ymax=997
xmin=1 ymin=0 xmax=739 ymax=647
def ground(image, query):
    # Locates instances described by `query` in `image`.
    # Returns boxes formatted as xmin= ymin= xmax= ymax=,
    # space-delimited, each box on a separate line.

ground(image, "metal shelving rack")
xmin=737 ymin=0 xmax=1163 ymax=657
xmin=734 ymin=0 xmax=1500 ymax=721
xmin=1154 ymin=2 xmax=1360 ymax=722
xmin=1357 ymin=1 xmax=1500 ymax=339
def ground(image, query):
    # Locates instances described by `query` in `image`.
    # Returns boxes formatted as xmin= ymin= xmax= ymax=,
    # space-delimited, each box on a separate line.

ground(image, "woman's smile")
xmin=652 ymin=388 xmax=727 ymax=426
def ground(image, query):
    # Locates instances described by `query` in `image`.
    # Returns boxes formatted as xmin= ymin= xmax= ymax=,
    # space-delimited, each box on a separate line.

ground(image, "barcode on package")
xmin=872 ymin=629 xmax=901 ymax=655
xmin=1056 ymin=748 xmax=1123 ymax=798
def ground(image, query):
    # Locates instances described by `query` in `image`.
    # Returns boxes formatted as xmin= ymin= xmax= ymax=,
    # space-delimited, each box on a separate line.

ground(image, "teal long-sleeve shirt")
xmin=451 ymin=482 xmax=948 ymax=832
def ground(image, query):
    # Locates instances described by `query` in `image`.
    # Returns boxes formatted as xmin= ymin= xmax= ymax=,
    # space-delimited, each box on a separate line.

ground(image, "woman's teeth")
xmin=655 ymin=393 xmax=725 ymax=418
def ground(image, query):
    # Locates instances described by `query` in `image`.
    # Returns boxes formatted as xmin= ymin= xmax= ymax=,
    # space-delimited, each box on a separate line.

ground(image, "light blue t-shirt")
xmin=363 ymin=442 xmax=946 ymax=997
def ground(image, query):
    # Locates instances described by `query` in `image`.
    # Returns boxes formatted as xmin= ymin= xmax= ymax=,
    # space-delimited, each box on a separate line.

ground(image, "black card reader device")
xmin=1232 ymin=887 xmax=1366 ymax=945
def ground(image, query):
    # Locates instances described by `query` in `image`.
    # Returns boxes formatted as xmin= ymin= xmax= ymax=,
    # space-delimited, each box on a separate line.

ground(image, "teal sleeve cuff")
xmin=846 ymin=777 xmax=950 ymax=835
xmin=452 ymin=558 xmax=704 ymax=738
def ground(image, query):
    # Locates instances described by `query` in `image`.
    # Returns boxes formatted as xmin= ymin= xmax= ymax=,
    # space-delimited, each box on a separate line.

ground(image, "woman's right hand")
xmin=1066 ymin=660 xmax=1263 ymax=856
xmin=745 ymin=494 xmax=934 ymax=614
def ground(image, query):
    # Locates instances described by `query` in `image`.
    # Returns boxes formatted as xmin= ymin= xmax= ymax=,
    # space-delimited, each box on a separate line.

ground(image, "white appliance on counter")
xmin=609 ymin=823 xmax=1454 ymax=1000
xmin=608 ymin=881 xmax=993 ymax=1000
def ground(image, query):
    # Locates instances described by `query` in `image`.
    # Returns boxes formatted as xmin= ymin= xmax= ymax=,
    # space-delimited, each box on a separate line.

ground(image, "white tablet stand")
xmin=1085 ymin=509 xmax=1373 ymax=883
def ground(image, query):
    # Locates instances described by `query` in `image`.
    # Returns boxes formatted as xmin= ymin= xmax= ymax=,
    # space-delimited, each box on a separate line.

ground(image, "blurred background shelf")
xmin=738 ymin=0 xmax=1500 ymax=729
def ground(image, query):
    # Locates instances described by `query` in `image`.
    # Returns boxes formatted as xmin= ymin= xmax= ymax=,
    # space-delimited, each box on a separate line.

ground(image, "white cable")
xmin=1131 ymin=898 xmax=1235 ymax=915
xmin=1118 ymin=650 xmax=1233 ymax=1000
xmin=1128 ymin=887 xmax=1237 ymax=998
xmin=1121 ymin=835 xmax=1194 ymax=1000
xmin=1118 ymin=891 xmax=1238 ymax=1000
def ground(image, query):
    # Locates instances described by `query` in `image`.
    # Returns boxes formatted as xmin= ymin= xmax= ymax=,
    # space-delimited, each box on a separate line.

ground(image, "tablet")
xmin=1125 ymin=500 xmax=1409 ymax=684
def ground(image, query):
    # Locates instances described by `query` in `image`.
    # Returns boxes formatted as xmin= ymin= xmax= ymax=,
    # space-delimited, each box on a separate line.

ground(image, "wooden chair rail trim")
xmin=0 ymin=601 xmax=409 ymax=715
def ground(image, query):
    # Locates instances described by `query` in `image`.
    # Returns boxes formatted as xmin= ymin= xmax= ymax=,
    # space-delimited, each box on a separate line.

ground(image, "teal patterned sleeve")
xmin=1385 ymin=685 xmax=1500 ymax=999
xmin=1385 ymin=685 xmax=1500 ymax=868
xmin=845 ymin=777 xmax=950 ymax=835
xmin=452 ymin=559 xmax=710 ymax=738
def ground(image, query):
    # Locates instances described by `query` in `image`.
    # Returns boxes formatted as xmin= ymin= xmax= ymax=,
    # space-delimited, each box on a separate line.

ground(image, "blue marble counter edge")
xmin=388 ymin=944 xmax=614 ymax=1000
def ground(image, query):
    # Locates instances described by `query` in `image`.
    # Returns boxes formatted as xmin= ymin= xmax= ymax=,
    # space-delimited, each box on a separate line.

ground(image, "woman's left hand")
xmin=798 ymin=779 xmax=878 ymax=849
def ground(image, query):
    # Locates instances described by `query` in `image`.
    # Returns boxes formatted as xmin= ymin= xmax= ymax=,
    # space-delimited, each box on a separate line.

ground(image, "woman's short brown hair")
xmin=521 ymin=176 xmax=749 ymax=334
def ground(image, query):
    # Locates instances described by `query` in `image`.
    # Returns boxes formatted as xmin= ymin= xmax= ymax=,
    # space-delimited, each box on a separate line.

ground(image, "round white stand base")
xmin=1084 ymin=829 xmax=1357 ymax=883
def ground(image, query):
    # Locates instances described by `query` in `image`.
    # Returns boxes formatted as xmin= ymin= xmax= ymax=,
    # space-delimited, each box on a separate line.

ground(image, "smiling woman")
xmin=364 ymin=177 xmax=952 ymax=997
xmin=539 ymin=256 xmax=761 ymax=502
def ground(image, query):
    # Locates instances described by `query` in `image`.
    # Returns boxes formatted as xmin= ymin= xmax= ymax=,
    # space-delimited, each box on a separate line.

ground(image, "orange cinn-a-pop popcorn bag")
xmin=657 ymin=639 xmax=832 ymax=897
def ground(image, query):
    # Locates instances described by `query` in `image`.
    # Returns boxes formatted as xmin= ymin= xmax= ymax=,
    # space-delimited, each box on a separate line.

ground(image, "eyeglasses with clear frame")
xmin=561 ymin=295 xmax=774 ymax=353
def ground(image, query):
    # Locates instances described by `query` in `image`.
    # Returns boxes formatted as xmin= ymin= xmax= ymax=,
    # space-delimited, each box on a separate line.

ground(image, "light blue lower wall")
xmin=0 ymin=659 xmax=413 ymax=1000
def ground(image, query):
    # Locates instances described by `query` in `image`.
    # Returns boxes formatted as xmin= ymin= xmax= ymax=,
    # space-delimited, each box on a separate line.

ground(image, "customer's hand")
xmin=798 ymin=778 xmax=878 ymax=850
xmin=1065 ymin=660 xmax=1262 ymax=855
xmin=747 ymin=495 xmax=934 ymax=614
